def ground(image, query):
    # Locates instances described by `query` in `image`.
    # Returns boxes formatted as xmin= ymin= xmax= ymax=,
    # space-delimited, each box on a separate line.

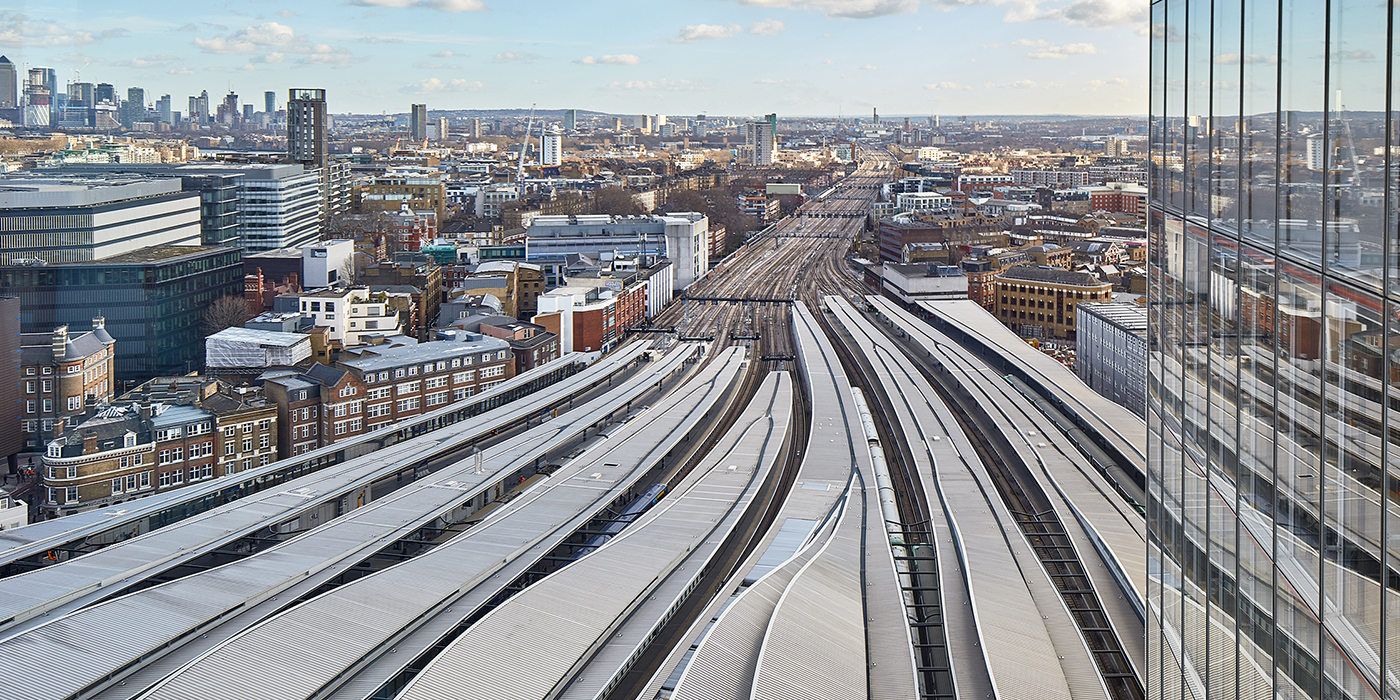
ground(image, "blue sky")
xmin=2 ymin=0 xmax=1147 ymax=116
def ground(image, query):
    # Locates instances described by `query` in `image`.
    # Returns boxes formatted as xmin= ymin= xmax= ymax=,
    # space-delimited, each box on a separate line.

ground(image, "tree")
xmin=592 ymin=187 xmax=643 ymax=216
xmin=203 ymin=295 xmax=250 ymax=337
xmin=665 ymin=190 xmax=709 ymax=213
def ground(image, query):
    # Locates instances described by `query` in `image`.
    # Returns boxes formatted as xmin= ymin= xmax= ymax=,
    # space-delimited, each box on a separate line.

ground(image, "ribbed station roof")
xmin=0 ymin=345 xmax=702 ymax=700
xmin=134 ymin=346 xmax=744 ymax=700
xmin=557 ymin=373 xmax=795 ymax=700
xmin=670 ymin=302 xmax=917 ymax=700
xmin=918 ymin=299 xmax=1146 ymax=470
xmin=395 ymin=370 xmax=789 ymax=700
xmin=859 ymin=295 xmax=1146 ymax=696
xmin=0 ymin=349 xmax=622 ymax=626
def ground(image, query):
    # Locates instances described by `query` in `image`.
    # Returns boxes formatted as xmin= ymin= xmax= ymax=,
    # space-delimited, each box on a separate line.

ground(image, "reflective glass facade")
xmin=1149 ymin=0 xmax=1394 ymax=697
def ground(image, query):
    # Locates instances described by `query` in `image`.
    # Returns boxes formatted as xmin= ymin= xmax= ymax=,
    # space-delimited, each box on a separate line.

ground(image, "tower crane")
xmin=515 ymin=103 xmax=536 ymax=183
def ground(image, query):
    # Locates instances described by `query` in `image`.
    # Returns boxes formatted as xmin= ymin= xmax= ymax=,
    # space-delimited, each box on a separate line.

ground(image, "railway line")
xmin=0 ymin=149 xmax=1150 ymax=700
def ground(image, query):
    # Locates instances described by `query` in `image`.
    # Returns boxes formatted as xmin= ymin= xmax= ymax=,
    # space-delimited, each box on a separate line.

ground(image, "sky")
xmin=1 ymin=0 xmax=1148 ymax=117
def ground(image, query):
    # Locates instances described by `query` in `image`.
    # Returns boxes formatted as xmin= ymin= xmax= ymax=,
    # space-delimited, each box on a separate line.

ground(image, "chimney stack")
xmin=52 ymin=325 xmax=69 ymax=361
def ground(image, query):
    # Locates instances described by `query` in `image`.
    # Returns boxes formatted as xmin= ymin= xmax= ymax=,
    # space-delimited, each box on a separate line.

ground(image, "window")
xmin=242 ymin=438 xmax=253 ymax=452
xmin=65 ymin=486 xmax=76 ymax=503
xmin=425 ymin=392 xmax=450 ymax=407
xmin=481 ymin=366 xmax=505 ymax=379
xmin=66 ymin=466 xmax=76 ymax=479
xmin=408 ymin=366 xmax=418 ymax=376
xmin=425 ymin=376 xmax=449 ymax=390
xmin=120 ymin=455 xmax=131 ymax=468
xmin=453 ymin=371 xmax=474 ymax=383
xmin=335 ymin=421 xmax=348 ymax=436
xmin=42 ymin=399 xmax=52 ymax=413
xmin=453 ymin=387 xmax=472 ymax=400
xmin=259 ymin=435 xmax=269 ymax=449
xmin=25 ymin=400 xmax=34 ymax=414
xmin=259 ymin=455 xmax=271 ymax=466
xmin=397 ymin=397 xmax=420 ymax=412
xmin=325 ymin=302 xmax=335 ymax=312
xmin=112 ymin=478 xmax=123 ymax=495
xmin=225 ymin=442 xmax=236 ymax=456
xmin=394 ymin=368 xmax=405 ymax=379
xmin=24 ymin=381 xmax=33 ymax=393
xmin=367 ymin=403 xmax=391 ymax=418
xmin=258 ymin=420 xmax=271 ymax=432
xmin=450 ymin=358 xmax=460 ymax=368
xmin=243 ymin=458 xmax=252 ymax=471
xmin=171 ymin=446 xmax=183 ymax=462
xmin=368 ymin=387 xmax=392 ymax=400
xmin=334 ymin=404 xmax=347 ymax=418
xmin=140 ymin=471 xmax=150 ymax=488
xmin=498 ymin=351 xmax=508 ymax=360
xmin=424 ymin=363 xmax=434 ymax=374
xmin=397 ymin=381 xmax=421 ymax=395
xmin=224 ymin=426 xmax=236 ymax=438
xmin=378 ymin=371 xmax=388 ymax=381
xmin=24 ymin=367 xmax=33 ymax=376
xmin=42 ymin=366 xmax=51 ymax=375
xmin=297 ymin=390 xmax=307 ymax=401
xmin=436 ymin=361 xmax=446 ymax=371
xmin=125 ymin=474 xmax=136 ymax=491
xmin=311 ymin=302 xmax=321 ymax=311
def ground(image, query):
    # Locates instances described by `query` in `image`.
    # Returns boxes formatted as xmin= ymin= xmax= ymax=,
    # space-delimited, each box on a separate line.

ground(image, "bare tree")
xmin=339 ymin=255 xmax=357 ymax=286
xmin=203 ymin=295 xmax=250 ymax=336
xmin=592 ymin=187 xmax=642 ymax=216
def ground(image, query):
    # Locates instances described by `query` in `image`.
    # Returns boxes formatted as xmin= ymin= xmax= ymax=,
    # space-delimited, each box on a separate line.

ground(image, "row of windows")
xmin=360 ymin=352 xmax=507 ymax=384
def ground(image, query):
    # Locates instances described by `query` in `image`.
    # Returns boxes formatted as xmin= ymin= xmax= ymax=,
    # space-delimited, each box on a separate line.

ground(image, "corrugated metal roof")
xmin=557 ymin=373 xmax=795 ymax=700
xmin=0 ymin=351 xmax=642 ymax=637
xmin=0 ymin=345 xmax=702 ymax=700
xmin=135 ymin=346 xmax=745 ymax=700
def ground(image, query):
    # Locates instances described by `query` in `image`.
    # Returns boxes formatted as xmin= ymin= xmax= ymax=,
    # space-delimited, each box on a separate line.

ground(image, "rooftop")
xmin=996 ymin=264 xmax=1108 ymax=288
xmin=338 ymin=334 xmax=509 ymax=373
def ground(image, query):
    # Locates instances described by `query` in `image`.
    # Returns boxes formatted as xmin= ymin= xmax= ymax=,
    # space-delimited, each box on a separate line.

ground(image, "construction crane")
xmin=515 ymin=103 xmax=536 ymax=183
xmin=1337 ymin=92 xmax=1362 ymax=188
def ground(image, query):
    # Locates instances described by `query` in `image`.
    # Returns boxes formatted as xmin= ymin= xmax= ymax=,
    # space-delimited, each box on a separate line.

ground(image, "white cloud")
xmin=748 ymin=18 xmax=785 ymax=34
xmin=604 ymin=78 xmax=704 ymax=91
xmin=431 ymin=50 xmax=458 ymax=58
xmin=924 ymin=81 xmax=972 ymax=90
xmin=722 ymin=0 xmax=925 ymax=19
xmin=672 ymin=23 xmax=741 ymax=43
xmin=276 ymin=10 xmax=297 ymax=17
xmin=1006 ymin=0 xmax=1147 ymax=28
xmin=194 ymin=22 xmax=296 ymax=54
xmin=349 ymin=0 xmax=488 ymax=10
xmin=0 ymin=14 xmax=95 ymax=47
xmin=1010 ymin=38 xmax=1048 ymax=46
xmin=112 ymin=54 xmax=179 ymax=68
xmin=987 ymin=79 xmax=1038 ymax=88
xmin=1086 ymin=77 xmax=1130 ymax=89
xmin=493 ymin=51 xmax=539 ymax=62
xmin=99 ymin=28 xmax=131 ymax=39
xmin=1026 ymin=42 xmax=1096 ymax=59
xmin=1213 ymin=53 xmax=1277 ymax=65
xmin=860 ymin=63 xmax=877 ymax=70
xmin=415 ymin=61 xmax=460 ymax=69
xmin=576 ymin=54 xmax=641 ymax=65
xmin=168 ymin=66 xmax=195 ymax=74
xmin=403 ymin=77 xmax=484 ymax=93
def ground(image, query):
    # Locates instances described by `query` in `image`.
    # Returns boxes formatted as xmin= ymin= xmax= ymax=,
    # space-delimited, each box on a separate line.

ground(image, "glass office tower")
xmin=1149 ymin=0 xmax=1394 ymax=697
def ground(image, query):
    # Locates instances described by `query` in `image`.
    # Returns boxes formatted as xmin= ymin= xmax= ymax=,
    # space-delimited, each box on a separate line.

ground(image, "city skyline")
xmin=1 ymin=0 xmax=1147 ymax=116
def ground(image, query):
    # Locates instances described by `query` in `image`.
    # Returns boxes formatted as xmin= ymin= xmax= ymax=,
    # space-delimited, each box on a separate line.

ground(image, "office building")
xmin=0 ymin=245 xmax=243 ymax=382
xmin=410 ymin=103 xmax=428 ymax=141
xmin=53 ymin=163 xmax=319 ymax=250
xmin=526 ymin=213 xmax=709 ymax=290
xmin=359 ymin=169 xmax=446 ymax=221
xmin=1074 ymin=301 xmax=1145 ymax=418
xmin=991 ymin=264 xmax=1111 ymax=340
xmin=288 ymin=88 xmax=327 ymax=168
xmin=264 ymin=91 xmax=276 ymax=117
xmin=0 ymin=56 xmax=15 ymax=112
xmin=563 ymin=109 xmax=577 ymax=131
xmin=541 ymin=126 xmax=562 ymax=166
xmin=19 ymin=318 xmax=116 ymax=452
xmin=156 ymin=95 xmax=172 ymax=124
xmin=23 ymin=69 xmax=50 ymax=128
xmin=0 ymin=175 xmax=202 ymax=262
xmin=1146 ymin=0 xmax=1400 ymax=695
xmin=122 ymin=87 xmax=145 ymax=128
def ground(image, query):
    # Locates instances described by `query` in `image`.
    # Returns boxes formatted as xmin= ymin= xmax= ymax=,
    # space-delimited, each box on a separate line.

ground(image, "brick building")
xmin=20 ymin=318 xmax=116 ymax=453
xmin=992 ymin=265 xmax=1113 ymax=340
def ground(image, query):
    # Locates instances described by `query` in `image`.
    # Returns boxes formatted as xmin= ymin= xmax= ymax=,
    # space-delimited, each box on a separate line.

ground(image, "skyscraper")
xmin=287 ymin=88 xmax=327 ymax=168
xmin=157 ymin=95 xmax=172 ymax=124
xmin=23 ymin=69 xmax=50 ymax=128
xmin=264 ymin=90 xmax=276 ymax=116
xmin=122 ymin=87 xmax=145 ymax=127
xmin=410 ymin=103 xmax=427 ymax=141
xmin=1148 ymin=0 xmax=1391 ymax=698
xmin=468 ymin=117 xmax=481 ymax=139
xmin=563 ymin=109 xmax=577 ymax=132
xmin=0 ymin=56 xmax=15 ymax=112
